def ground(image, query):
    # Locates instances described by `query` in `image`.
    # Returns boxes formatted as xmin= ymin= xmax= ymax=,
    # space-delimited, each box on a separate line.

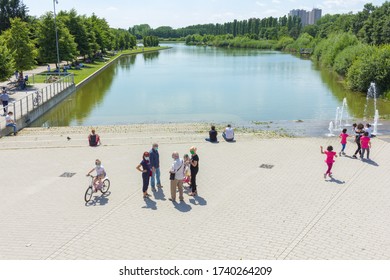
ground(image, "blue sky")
xmin=24 ymin=0 xmax=388 ymax=29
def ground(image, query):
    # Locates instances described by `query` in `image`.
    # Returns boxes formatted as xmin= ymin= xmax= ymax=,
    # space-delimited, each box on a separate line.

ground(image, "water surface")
xmin=32 ymin=43 xmax=390 ymax=127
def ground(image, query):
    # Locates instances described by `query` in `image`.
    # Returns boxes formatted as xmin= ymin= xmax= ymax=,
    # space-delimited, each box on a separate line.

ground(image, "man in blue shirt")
xmin=150 ymin=143 xmax=162 ymax=191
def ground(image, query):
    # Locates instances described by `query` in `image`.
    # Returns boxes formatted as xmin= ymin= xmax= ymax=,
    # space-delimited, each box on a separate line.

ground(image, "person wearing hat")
xmin=136 ymin=151 xmax=152 ymax=198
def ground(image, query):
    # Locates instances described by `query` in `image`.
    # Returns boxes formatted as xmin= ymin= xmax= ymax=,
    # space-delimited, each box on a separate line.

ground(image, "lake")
xmin=31 ymin=43 xmax=389 ymax=128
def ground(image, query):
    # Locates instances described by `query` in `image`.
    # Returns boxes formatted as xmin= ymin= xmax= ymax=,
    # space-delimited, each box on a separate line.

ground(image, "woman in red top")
xmin=321 ymin=145 xmax=338 ymax=179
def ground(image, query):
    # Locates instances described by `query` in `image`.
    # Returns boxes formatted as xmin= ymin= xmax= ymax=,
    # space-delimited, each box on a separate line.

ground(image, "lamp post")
xmin=53 ymin=0 xmax=60 ymax=73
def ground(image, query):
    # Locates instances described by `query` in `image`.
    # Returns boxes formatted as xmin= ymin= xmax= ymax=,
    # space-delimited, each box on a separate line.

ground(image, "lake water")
xmin=32 ymin=43 xmax=389 ymax=128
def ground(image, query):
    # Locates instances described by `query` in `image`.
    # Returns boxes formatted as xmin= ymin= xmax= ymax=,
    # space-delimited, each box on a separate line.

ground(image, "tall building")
xmin=309 ymin=8 xmax=322 ymax=25
xmin=288 ymin=8 xmax=322 ymax=26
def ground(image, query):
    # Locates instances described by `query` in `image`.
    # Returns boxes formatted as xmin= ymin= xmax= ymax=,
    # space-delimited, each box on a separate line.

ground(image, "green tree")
xmin=333 ymin=44 xmax=373 ymax=76
xmin=3 ymin=17 xmax=37 ymax=71
xmin=0 ymin=38 xmax=14 ymax=80
xmin=37 ymin=12 xmax=78 ymax=66
xmin=0 ymin=0 xmax=28 ymax=32
xmin=88 ymin=14 xmax=112 ymax=52
xmin=58 ymin=9 xmax=90 ymax=59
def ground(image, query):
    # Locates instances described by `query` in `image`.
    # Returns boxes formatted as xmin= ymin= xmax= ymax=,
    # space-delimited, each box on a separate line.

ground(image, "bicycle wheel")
xmin=101 ymin=179 xmax=110 ymax=194
xmin=84 ymin=186 xmax=93 ymax=202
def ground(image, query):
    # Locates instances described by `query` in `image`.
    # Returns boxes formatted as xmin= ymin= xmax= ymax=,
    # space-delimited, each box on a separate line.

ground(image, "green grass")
xmin=30 ymin=47 xmax=170 ymax=86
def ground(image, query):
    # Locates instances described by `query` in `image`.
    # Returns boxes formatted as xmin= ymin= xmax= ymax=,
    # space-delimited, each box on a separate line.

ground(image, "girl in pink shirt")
xmin=339 ymin=128 xmax=349 ymax=156
xmin=360 ymin=132 xmax=372 ymax=159
xmin=321 ymin=145 xmax=338 ymax=179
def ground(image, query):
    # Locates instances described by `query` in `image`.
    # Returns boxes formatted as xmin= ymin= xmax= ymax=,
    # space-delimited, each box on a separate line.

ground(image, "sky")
xmin=23 ymin=0 xmax=388 ymax=29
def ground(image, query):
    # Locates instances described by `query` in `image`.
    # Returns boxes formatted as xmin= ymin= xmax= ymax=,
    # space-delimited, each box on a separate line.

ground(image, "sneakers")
xmin=352 ymin=155 xmax=357 ymax=159
xmin=342 ymin=152 xmax=346 ymax=155
xmin=151 ymin=187 xmax=156 ymax=192
xmin=157 ymin=184 xmax=163 ymax=188
xmin=339 ymin=152 xmax=342 ymax=156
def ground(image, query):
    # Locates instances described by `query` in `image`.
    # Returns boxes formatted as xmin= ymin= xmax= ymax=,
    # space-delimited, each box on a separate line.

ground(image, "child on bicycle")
xmin=86 ymin=159 xmax=106 ymax=192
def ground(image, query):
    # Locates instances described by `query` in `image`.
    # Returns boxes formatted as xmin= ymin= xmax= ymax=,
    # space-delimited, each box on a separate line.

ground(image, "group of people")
xmin=205 ymin=124 xmax=235 ymax=143
xmin=136 ymin=144 xmax=200 ymax=201
xmin=86 ymin=128 xmax=201 ymax=202
xmin=321 ymin=123 xmax=373 ymax=179
xmin=14 ymin=71 xmax=28 ymax=90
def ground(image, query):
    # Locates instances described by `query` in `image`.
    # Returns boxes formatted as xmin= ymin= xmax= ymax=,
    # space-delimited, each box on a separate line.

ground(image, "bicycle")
xmin=33 ymin=91 xmax=42 ymax=107
xmin=84 ymin=175 xmax=110 ymax=202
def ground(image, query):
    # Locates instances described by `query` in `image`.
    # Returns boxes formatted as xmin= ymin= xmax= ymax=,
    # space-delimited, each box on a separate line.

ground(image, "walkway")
xmin=0 ymin=125 xmax=389 ymax=260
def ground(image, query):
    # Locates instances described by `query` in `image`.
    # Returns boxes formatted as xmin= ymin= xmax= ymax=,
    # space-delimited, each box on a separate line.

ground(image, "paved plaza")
xmin=0 ymin=125 xmax=389 ymax=260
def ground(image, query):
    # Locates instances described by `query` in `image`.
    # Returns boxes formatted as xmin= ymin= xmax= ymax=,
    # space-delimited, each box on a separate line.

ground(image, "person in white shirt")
xmin=222 ymin=124 xmax=235 ymax=142
xmin=365 ymin=123 xmax=372 ymax=137
xmin=169 ymin=152 xmax=185 ymax=202
xmin=5 ymin=111 xmax=17 ymax=135
xmin=87 ymin=159 xmax=107 ymax=192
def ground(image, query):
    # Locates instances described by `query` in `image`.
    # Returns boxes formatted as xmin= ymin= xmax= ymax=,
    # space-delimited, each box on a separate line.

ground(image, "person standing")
xmin=364 ymin=123 xmax=372 ymax=137
xmin=360 ymin=132 xmax=372 ymax=160
xmin=169 ymin=152 xmax=185 ymax=202
xmin=338 ymin=128 xmax=349 ymax=156
xmin=321 ymin=145 xmax=337 ymax=179
xmin=353 ymin=123 xmax=364 ymax=159
xmin=5 ymin=111 xmax=17 ymax=135
xmin=1 ymin=88 xmax=9 ymax=115
xmin=136 ymin=152 xmax=152 ymax=198
xmin=189 ymin=146 xmax=199 ymax=196
xmin=150 ymin=143 xmax=162 ymax=191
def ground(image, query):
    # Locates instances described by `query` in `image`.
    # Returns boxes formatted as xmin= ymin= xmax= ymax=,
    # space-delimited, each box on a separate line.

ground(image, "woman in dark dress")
xmin=136 ymin=151 xmax=152 ymax=198
xmin=189 ymin=146 xmax=199 ymax=196
xmin=353 ymin=123 xmax=364 ymax=158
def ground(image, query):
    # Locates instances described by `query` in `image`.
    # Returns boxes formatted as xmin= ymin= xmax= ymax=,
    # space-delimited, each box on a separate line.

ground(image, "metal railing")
xmin=1 ymin=74 xmax=74 ymax=133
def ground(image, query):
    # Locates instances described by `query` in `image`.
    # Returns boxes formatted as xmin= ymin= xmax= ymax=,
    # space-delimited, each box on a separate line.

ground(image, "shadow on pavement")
xmin=142 ymin=197 xmax=157 ymax=210
xmin=85 ymin=191 xmax=110 ymax=207
xmin=189 ymin=195 xmax=207 ymax=206
xmin=153 ymin=187 xmax=166 ymax=201
xmin=362 ymin=158 xmax=379 ymax=166
xmin=326 ymin=177 xmax=345 ymax=185
xmin=173 ymin=200 xmax=192 ymax=212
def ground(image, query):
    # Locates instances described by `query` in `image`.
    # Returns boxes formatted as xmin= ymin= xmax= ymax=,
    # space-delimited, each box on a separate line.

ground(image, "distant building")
xmin=309 ymin=8 xmax=322 ymax=24
xmin=288 ymin=8 xmax=322 ymax=26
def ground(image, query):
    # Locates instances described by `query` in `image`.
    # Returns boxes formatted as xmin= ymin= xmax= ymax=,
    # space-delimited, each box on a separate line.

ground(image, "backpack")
xmin=89 ymin=134 xmax=97 ymax=146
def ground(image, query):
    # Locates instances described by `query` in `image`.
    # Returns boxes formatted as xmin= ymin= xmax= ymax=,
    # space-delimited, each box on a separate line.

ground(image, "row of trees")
xmin=0 ymin=1 xmax=137 ymax=80
xmin=129 ymin=15 xmax=303 ymax=41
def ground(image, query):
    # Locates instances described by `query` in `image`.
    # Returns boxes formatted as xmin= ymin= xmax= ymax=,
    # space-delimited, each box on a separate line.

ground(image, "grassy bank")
xmin=33 ymin=47 xmax=170 ymax=85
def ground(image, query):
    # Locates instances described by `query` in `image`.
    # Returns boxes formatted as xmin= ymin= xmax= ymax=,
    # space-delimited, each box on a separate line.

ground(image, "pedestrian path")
xmin=0 ymin=126 xmax=389 ymax=260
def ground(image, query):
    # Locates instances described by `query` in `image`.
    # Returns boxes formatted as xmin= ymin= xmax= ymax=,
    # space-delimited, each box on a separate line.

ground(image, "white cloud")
xmin=256 ymin=1 xmax=266 ymax=7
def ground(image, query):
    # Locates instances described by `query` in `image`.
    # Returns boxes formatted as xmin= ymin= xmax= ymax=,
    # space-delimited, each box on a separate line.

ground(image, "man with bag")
xmin=169 ymin=152 xmax=185 ymax=202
